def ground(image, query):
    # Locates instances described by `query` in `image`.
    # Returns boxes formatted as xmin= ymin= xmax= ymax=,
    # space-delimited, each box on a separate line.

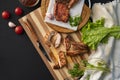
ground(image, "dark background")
xmin=0 ymin=0 xmax=113 ymax=80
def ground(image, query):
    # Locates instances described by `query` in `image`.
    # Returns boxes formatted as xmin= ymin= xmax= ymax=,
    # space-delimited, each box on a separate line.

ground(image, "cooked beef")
xmin=64 ymin=35 xmax=90 ymax=56
xmin=53 ymin=63 xmax=60 ymax=69
xmin=58 ymin=51 xmax=67 ymax=67
xmin=67 ymin=42 xmax=90 ymax=56
xmin=67 ymin=49 xmax=89 ymax=56
xmin=72 ymin=42 xmax=89 ymax=51
xmin=44 ymin=31 xmax=56 ymax=47
xmin=53 ymin=51 xmax=67 ymax=69
xmin=44 ymin=31 xmax=62 ymax=48
xmin=64 ymin=35 xmax=75 ymax=51
xmin=54 ymin=33 xmax=62 ymax=48
xmin=54 ymin=3 xmax=69 ymax=23
xmin=55 ymin=0 xmax=70 ymax=3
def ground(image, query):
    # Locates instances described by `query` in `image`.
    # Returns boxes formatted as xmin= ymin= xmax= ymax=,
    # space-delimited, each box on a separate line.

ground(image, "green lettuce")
xmin=81 ymin=18 xmax=120 ymax=50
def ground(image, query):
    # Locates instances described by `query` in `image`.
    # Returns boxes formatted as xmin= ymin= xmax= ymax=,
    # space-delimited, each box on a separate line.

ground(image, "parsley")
xmin=68 ymin=60 xmax=110 ymax=78
xmin=69 ymin=15 xmax=82 ymax=27
xmin=68 ymin=63 xmax=84 ymax=77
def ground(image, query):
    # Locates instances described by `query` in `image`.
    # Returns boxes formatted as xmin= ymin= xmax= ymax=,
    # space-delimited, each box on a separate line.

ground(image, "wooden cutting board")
xmin=19 ymin=1 xmax=91 ymax=80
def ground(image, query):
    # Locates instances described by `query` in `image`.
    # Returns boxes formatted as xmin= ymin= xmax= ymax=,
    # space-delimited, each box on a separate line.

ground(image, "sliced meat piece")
xmin=54 ymin=3 xmax=69 ymax=23
xmin=44 ymin=31 xmax=56 ymax=47
xmin=67 ymin=49 xmax=89 ymax=56
xmin=58 ymin=51 xmax=67 ymax=67
xmin=53 ymin=63 xmax=60 ymax=69
xmin=67 ymin=42 xmax=90 ymax=56
xmin=54 ymin=33 xmax=62 ymax=48
xmin=48 ymin=31 xmax=56 ymax=42
xmin=64 ymin=35 xmax=90 ymax=56
xmin=67 ymin=50 xmax=81 ymax=56
xmin=44 ymin=31 xmax=62 ymax=48
xmin=55 ymin=0 xmax=70 ymax=3
xmin=64 ymin=36 xmax=71 ymax=51
xmin=53 ymin=51 xmax=67 ymax=69
xmin=68 ymin=0 xmax=78 ymax=8
xmin=64 ymin=35 xmax=75 ymax=51
xmin=72 ymin=42 xmax=89 ymax=50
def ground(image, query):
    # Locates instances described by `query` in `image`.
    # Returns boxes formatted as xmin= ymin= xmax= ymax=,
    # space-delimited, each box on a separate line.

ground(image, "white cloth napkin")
xmin=80 ymin=0 xmax=120 ymax=80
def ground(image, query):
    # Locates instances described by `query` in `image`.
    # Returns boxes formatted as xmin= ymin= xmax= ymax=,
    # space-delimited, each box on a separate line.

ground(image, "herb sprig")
xmin=69 ymin=15 xmax=82 ymax=27
xmin=68 ymin=63 xmax=84 ymax=78
xmin=68 ymin=60 xmax=110 ymax=78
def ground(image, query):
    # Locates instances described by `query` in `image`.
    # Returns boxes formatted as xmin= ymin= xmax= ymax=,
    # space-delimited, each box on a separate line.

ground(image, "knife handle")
xmin=23 ymin=19 xmax=38 ymax=42
xmin=23 ymin=18 xmax=52 ymax=62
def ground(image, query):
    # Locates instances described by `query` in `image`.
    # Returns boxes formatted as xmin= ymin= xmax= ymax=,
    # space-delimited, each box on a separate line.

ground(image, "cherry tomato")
xmin=2 ymin=11 xmax=10 ymax=19
xmin=15 ymin=7 xmax=23 ymax=16
xmin=15 ymin=26 xmax=23 ymax=35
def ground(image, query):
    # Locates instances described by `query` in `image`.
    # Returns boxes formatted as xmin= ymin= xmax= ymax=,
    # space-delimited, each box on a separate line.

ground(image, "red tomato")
xmin=15 ymin=7 xmax=23 ymax=16
xmin=2 ymin=11 xmax=10 ymax=19
xmin=15 ymin=26 xmax=23 ymax=35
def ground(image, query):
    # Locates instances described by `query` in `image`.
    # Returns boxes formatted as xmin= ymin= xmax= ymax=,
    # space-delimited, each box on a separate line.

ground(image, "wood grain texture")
xmin=19 ymin=1 xmax=91 ymax=79
xmin=41 ymin=0 xmax=91 ymax=33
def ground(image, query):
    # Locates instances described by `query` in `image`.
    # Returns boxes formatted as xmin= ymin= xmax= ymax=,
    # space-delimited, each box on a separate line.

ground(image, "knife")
xmin=23 ymin=18 xmax=51 ymax=62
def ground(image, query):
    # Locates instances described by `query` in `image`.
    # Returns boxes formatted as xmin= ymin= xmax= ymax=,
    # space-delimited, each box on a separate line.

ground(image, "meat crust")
xmin=54 ymin=3 xmax=69 ymax=23
xmin=53 ymin=51 xmax=67 ymax=69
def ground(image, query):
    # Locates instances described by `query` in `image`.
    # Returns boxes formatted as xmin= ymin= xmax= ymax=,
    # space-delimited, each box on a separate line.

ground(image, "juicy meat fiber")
xmin=54 ymin=3 xmax=69 ymax=23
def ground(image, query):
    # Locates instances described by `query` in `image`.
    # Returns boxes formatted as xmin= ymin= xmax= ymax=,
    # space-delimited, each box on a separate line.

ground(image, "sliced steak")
xmin=53 ymin=51 xmax=67 ymax=69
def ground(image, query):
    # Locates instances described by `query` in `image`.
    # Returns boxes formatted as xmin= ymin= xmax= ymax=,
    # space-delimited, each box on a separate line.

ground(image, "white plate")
xmin=44 ymin=0 xmax=85 ymax=31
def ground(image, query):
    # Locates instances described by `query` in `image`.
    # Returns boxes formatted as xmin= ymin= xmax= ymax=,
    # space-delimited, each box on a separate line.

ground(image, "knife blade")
xmin=23 ymin=18 xmax=51 ymax=62
xmin=37 ymin=40 xmax=52 ymax=62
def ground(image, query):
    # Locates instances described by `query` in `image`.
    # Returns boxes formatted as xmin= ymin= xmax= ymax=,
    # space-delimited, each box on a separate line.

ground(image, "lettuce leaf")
xmin=81 ymin=18 xmax=120 ymax=50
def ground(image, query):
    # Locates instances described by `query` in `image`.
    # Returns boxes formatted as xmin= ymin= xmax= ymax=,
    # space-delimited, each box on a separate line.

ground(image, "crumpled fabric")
xmin=80 ymin=0 xmax=120 ymax=80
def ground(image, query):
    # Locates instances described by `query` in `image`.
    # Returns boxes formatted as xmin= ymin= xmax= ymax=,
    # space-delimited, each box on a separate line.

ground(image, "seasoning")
xmin=19 ymin=0 xmax=39 ymax=7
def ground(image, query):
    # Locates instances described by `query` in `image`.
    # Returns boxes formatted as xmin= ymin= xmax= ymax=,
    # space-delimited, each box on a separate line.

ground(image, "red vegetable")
xmin=2 ymin=11 xmax=10 ymax=19
xmin=15 ymin=26 xmax=23 ymax=35
xmin=15 ymin=7 xmax=23 ymax=16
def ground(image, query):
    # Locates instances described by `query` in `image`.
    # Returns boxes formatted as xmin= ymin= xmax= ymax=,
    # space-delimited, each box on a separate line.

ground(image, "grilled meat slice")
xmin=55 ymin=0 xmax=70 ymax=3
xmin=64 ymin=36 xmax=71 ymax=51
xmin=72 ymin=42 xmax=89 ymax=51
xmin=67 ymin=49 xmax=89 ymax=56
xmin=54 ymin=3 xmax=69 ymax=23
xmin=53 ymin=63 xmax=60 ymax=69
xmin=64 ymin=35 xmax=75 ymax=51
xmin=67 ymin=42 xmax=90 ymax=56
xmin=54 ymin=33 xmax=62 ymax=48
xmin=64 ymin=35 xmax=90 ymax=56
xmin=44 ymin=31 xmax=56 ymax=47
xmin=58 ymin=51 xmax=67 ymax=67
xmin=53 ymin=51 xmax=67 ymax=69
xmin=44 ymin=31 xmax=62 ymax=48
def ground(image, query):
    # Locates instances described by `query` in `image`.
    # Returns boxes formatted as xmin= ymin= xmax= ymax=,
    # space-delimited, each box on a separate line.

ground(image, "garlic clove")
xmin=8 ymin=21 xmax=16 ymax=28
xmin=46 ymin=13 xmax=54 ymax=20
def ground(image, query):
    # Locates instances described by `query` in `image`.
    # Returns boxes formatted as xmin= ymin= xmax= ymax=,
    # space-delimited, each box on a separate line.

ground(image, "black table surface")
xmin=0 ymin=0 xmax=113 ymax=80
